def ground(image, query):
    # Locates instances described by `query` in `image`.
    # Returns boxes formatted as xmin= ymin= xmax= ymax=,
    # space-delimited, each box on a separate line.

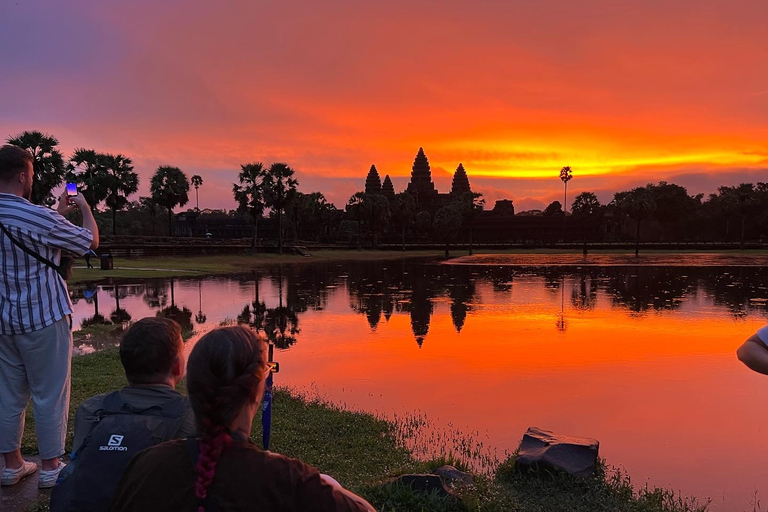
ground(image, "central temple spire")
xmin=406 ymin=147 xmax=437 ymax=201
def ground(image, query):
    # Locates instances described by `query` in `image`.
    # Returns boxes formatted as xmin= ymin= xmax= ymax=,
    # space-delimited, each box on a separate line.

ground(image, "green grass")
xmin=68 ymin=247 xmax=768 ymax=283
xmin=68 ymin=250 xmax=443 ymax=283
xmin=22 ymin=349 xmax=706 ymax=512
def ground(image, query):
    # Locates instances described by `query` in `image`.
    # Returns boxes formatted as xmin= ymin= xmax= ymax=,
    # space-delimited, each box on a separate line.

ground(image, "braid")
xmin=186 ymin=326 xmax=269 ymax=511
xmin=194 ymin=423 xmax=231 ymax=512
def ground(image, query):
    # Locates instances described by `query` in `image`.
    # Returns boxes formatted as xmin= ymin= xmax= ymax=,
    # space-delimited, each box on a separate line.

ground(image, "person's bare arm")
xmin=736 ymin=333 xmax=768 ymax=375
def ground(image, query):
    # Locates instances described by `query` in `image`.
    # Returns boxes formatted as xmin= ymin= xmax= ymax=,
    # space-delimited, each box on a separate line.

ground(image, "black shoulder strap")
xmin=0 ymin=220 xmax=62 ymax=275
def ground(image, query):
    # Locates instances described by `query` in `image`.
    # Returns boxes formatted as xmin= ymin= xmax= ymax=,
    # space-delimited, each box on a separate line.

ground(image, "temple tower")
xmin=406 ymin=147 xmax=437 ymax=202
xmin=364 ymin=164 xmax=382 ymax=195
xmin=381 ymin=174 xmax=395 ymax=199
xmin=451 ymin=163 xmax=471 ymax=197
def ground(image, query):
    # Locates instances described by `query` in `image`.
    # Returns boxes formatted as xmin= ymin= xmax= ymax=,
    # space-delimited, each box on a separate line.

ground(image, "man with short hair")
xmin=70 ymin=317 xmax=195 ymax=453
xmin=51 ymin=317 xmax=195 ymax=512
xmin=0 ymin=144 xmax=99 ymax=488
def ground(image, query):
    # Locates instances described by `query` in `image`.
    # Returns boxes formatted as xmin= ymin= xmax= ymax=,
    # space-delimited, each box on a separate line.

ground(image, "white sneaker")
xmin=1 ymin=460 xmax=38 ymax=486
xmin=38 ymin=460 xmax=66 ymax=489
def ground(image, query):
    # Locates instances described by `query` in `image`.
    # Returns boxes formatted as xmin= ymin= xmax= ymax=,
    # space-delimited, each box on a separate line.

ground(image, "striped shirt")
xmin=0 ymin=192 xmax=94 ymax=334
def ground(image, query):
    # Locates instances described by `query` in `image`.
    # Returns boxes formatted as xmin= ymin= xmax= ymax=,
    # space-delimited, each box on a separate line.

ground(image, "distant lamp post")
xmin=559 ymin=166 xmax=573 ymax=243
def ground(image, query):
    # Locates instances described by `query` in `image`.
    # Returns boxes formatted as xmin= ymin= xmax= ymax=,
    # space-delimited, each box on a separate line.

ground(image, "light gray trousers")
xmin=0 ymin=316 xmax=72 ymax=459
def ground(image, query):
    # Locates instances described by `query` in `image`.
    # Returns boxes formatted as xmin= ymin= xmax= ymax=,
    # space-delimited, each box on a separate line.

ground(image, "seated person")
xmin=737 ymin=324 xmax=768 ymax=375
xmin=110 ymin=326 xmax=375 ymax=512
xmin=51 ymin=317 xmax=195 ymax=512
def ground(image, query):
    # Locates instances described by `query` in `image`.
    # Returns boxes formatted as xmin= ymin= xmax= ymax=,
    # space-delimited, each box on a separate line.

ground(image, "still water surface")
xmin=71 ymin=259 xmax=768 ymax=510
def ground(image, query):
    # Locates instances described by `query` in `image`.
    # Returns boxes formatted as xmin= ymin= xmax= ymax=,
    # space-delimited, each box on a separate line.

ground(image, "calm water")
xmin=70 ymin=259 xmax=768 ymax=511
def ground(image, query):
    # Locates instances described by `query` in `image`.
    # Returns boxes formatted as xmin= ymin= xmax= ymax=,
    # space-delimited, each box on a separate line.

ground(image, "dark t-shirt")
xmin=109 ymin=439 xmax=371 ymax=512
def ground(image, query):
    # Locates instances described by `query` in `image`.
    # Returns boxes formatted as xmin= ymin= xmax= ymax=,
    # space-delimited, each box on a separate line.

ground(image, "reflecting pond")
xmin=70 ymin=260 xmax=768 ymax=510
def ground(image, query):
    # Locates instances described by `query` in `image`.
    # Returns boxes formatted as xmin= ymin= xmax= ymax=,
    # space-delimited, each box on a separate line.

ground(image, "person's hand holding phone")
xmin=56 ymin=189 xmax=77 ymax=216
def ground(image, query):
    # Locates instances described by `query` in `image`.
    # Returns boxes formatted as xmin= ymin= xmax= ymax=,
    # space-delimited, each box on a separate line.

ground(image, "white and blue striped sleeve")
xmin=41 ymin=212 xmax=94 ymax=256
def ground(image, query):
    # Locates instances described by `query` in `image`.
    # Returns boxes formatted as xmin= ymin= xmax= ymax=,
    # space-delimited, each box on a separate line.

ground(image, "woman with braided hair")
xmin=110 ymin=326 xmax=375 ymax=512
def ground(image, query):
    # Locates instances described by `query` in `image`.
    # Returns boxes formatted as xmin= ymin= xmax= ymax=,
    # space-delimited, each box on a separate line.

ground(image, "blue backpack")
xmin=50 ymin=390 xmax=186 ymax=512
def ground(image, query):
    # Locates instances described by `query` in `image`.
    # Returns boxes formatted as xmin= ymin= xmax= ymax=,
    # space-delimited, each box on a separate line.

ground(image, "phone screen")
xmin=66 ymin=183 xmax=78 ymax=197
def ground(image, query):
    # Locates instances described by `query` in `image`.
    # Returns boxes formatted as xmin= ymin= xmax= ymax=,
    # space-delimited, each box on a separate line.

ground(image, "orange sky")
xmin=2 ymin=0 xmax=767 ymax=210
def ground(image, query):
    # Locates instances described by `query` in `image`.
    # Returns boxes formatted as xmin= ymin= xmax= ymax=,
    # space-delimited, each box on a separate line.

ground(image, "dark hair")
xmin=0 ymin=145 xmax=33 ymax=183
xmin=186 ymin=326 xmax=267 ymax=512
xmin=119 ymin=317 xmax=183 ymax=385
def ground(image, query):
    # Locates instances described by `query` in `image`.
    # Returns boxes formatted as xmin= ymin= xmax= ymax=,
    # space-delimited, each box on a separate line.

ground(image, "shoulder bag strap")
xmin=0 ymin=220 xmax=63 ymax=274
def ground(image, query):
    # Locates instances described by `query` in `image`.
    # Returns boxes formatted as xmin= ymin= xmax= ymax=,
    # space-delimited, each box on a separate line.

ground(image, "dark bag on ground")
xmin=50 ymin=391 xmax=186 ymax=512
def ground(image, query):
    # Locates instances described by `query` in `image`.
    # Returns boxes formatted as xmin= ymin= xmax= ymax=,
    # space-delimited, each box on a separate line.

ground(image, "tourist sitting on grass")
xmin=50 ymin=317 xmax=195 ymax=512
xmin=110 ymin=325 xmax=375 ymax=512
xmin=737 ymin=325 xmax=768 ymax=374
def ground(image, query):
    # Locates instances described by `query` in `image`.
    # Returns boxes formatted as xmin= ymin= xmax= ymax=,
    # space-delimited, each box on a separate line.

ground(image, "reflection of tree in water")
xmin=281 ymin=264 xmax=338 ymax=314
xmin=238 ymin=271 xmax=267 ymax=331
xmin=157 ymin=305 xmax=194 ymax=334
xmin=142 ymin=280 xmax=169 ymax=309
xmin=571 ymin=274 xmax=598 ymax=311
xmin=109 ymin=285 xmax=132 ymax=325
xmin=155 ymin=278 xmax=194 ymax=335
xmin=556 ymin=277 xmax=567 ymax=332
xmin=81 ymin=286 xmax=110 ymax=327
xmin=195 ymin=281 xmax=206 ymax=324
xmin=607 ymin=267 xmax=694 ymax=315
xmin=347 ymin=262 xmax=401 ymax=331
xmin=703 ymin=268 xmax=768 ymax=319
xmin=238 ymin=267 xmax=300 ymax=349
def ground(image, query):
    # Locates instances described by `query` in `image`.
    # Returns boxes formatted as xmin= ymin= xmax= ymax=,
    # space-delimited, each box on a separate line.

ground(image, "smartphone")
xmin=66 ymin=182 xmax=78 ymax=205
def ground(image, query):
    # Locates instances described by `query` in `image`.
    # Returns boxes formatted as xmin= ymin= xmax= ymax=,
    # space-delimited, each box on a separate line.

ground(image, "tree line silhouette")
xmin=8 ymin=130 xmax=768 ymax=249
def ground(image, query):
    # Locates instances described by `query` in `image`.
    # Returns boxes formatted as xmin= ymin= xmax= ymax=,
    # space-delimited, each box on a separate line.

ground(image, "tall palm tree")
xmin=104 ymin=154 xmax=139 ymax=235
xmin=233 ymin=163 xmax=267 ymax=248
xmin=7 ymin=131 xmax=65 ymax=205
xmin=191 ymin=175 xmax=203 ymax=210
xmin=560 ymin=166 xmax=573 ymax=242
xmin=66 ymin=149 xmax=110 ymax=213
xmin=263 ymin=163 xmax=298 ymax=254
xmin=150 ymin=166 xmax=190 ymax=236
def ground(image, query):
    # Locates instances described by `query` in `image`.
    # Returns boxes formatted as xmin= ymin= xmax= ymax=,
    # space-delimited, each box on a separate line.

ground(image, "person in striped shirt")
xmin=0 ymin=144 xmax=99 ymax=488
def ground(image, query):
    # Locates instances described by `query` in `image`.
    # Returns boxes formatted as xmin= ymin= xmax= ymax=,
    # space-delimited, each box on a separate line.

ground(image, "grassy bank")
xmin=68 ymin=250 xmax=443 ymax=284
xmin=22 ymin=349 xmax=705 ymax=512
xmin=69 ymin=247 xmax=768 ymax=284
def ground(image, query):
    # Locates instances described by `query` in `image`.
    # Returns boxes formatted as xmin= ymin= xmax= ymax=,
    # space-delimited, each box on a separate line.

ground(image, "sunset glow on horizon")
xmin=2 ymin=0 xmax=767 ymax=210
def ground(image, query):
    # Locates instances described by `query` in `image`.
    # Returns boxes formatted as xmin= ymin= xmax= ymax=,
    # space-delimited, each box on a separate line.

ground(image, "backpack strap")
xmin=186 ymin=437 xmax=220 ymax=512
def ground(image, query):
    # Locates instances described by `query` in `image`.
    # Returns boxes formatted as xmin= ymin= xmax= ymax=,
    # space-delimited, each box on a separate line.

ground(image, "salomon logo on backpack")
xmin=50 ymin=391 xmax=185 ymax=512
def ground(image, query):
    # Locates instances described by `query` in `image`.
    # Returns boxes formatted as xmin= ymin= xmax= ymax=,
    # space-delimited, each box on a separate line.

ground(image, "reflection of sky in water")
xmin=70 ymin=263 xmax=768 ymax=510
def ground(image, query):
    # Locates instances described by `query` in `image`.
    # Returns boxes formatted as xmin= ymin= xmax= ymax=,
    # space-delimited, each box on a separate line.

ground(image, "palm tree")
xmin=7 ymin=131 xmax=65 ymax=205
xmin=150 ymin=166 xmax=190 ymax=237
xmin=104 ymin=154 xmax=139 ymax=235
xmin=66 ymin=149 xmax=110 ymax=212
xmin=191 ymin=175 xmax=203 ymax=210
xmin=233 ymin=163 xmax=267 ymax=248
xmin=559 ymin=166 xmax=573 ymax=242
xmin=263 ymin=163 xmax=298 ymax=254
